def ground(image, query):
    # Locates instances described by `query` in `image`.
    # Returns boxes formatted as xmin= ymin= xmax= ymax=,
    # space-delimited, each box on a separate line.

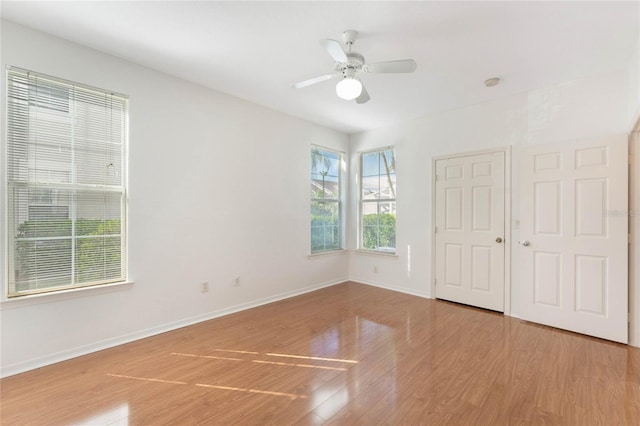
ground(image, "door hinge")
xmin=434 ymin=226 xmax=438 ymax=234
xmin=434 ymin=278 xmax=437 ymax=286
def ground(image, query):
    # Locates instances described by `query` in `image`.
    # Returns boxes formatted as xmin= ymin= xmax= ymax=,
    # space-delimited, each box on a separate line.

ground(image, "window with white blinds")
xmin=6 ymin=68 xmax=128 ymax=297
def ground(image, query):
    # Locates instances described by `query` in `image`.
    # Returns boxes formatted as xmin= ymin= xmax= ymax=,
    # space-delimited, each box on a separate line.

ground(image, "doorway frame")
xmin=430 ymin=146 xmax=512 ymax=315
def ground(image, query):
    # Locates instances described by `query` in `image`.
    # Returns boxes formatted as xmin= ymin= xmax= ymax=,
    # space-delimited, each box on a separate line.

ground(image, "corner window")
xmin=359 ymin=147 xmax=396 ymax=253
xmin=6 ymin=68 xmax=128 ymax=297
xmin=311 ymin=146 xmax=343 ymax=253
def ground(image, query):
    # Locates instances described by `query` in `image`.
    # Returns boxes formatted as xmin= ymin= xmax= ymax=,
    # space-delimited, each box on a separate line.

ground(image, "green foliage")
xmin=311 ymin=200 xmax=340 ymax=252
xmin=17 ymin=219 xmax=120 ymax=238
xmin=75 ymin=220 xmax=122 ymax=283
xmin=362 ymin=213 xmax=396 ymax=251
xmin=15 ymin=219 xmax=122 ymax=290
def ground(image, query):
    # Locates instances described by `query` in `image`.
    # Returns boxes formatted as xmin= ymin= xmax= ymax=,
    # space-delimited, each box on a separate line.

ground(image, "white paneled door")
xmin=519 ymin=137 xmax=628 ymax=343
xmin=435 ymin=151 xmax=506 ymax=312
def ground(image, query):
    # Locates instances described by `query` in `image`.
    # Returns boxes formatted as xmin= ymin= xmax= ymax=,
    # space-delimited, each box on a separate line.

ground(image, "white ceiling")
xmin=1 ymin=1 xmax=638 ymax=134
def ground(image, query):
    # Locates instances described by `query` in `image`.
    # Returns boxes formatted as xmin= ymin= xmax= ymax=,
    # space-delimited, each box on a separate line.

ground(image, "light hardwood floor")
xmin=1 ymin=282 xmax=639 ymax=425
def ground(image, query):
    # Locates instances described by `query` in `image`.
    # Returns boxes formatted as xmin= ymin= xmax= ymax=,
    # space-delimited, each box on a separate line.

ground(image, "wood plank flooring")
xmin=1 ymin=282 xmax=639 ymax=425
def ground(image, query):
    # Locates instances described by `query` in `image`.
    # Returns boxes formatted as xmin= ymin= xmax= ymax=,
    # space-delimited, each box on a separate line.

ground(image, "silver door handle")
xmin=518 ymin=240 xmax=530 ymax=247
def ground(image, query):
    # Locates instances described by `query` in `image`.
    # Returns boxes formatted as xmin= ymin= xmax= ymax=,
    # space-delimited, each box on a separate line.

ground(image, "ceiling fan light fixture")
xmin=336 ymin=77 xmax=362 ymax=100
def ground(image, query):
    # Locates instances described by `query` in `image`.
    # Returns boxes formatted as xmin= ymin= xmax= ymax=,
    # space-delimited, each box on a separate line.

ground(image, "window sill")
xmin=308 ymin=249 xmax=347 ymax=258
xmin=0 ymin=280 xmax=134 ymax=310
xmin=354 ymin=249 xmax=399 ymax=258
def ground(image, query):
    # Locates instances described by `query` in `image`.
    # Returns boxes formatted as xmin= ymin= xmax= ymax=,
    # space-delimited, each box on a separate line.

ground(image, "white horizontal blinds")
xmin=7 ymin=68 xmax=127 ymax=297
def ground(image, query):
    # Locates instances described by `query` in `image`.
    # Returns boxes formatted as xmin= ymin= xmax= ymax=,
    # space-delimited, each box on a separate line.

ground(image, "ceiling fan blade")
xmin=364 ymin=59 xmax=417 ymax=73
xmin=292 ymin=73 xmax=336 ymax=89
xmin=355 ymin=84 xmax=370 ymax=104
xmin=320 ymin=39 xmax=348 ymax=63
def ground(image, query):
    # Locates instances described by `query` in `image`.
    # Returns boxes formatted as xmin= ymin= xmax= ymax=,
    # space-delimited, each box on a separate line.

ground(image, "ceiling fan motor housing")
xmin=336 ymin=51 xmax=365 ymax=78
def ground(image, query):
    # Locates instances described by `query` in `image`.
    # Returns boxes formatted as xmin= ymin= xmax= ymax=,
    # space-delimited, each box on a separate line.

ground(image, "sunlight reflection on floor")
xmin=106 ymin=373 xmax=307 ymax=400
xmin=74 ymin=403 xmax=130 ymax=426
xmin=195 ymin=383 xmax=307 ymax=400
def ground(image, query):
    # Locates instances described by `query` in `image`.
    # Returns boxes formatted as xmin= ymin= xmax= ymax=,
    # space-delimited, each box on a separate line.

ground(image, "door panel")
xmin=575 ymin=179 xmax=606 ymax=236
xmin=534 ymin=251 xmax=561 ymax=306
xmin=534 ymin=181 xmax=562 ymax=234
xmin=471 ymin=245 xmax=491 ymax=291
xmin=472 ymin=187 xmax=492 ymax=230
xmin=575 ymin=255 xmax=607 ymax=315
xmin=445 ymin=188 xmax=463 ymax=230
xmin=519 ymin=136 xmax=628 ymax=343
xmin=445 ymin=243 xmax=463 ymax=287
xmin=435 ymin=151 xmax=506 ymax=311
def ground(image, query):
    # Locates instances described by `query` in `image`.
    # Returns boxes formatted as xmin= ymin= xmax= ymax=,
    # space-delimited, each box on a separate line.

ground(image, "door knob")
xmin=496 ymin=237 xmax=503 ymax=243
xmin=518 ymin=240 xmax=530 ymax=247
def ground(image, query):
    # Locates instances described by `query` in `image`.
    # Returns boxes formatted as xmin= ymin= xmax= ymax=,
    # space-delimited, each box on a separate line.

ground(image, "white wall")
xmin=630 ymin=130 xmax=640 ymax=347
xmin=627 ymin=25 xmax=640 ymax=347
xmin=628 ymin=15 xmax=640 ymax=131
xmin=348 ymin=69 xmax=632 ymax=324
xmin=0 ymin=21 xmax=350 ymax=377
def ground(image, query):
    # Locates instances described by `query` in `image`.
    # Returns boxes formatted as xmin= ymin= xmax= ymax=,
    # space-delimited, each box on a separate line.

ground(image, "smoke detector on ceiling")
xmin=484 ymin=77 xmax=500 ymax=87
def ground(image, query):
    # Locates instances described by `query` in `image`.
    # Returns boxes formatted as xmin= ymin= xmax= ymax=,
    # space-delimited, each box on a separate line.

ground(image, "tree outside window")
xmin=360 ymin=148 xmax=396 ymax=253
xmin=311 ymin=147 xmax=343 ymax=253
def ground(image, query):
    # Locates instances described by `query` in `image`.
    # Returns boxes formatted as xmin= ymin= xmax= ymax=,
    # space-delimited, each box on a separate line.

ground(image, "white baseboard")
xmin=5 ymin=276 xmax=634 ymax=378
xmin=0 ymin=278 xmax=346 ymax=378
xmin=351 ymin=278 xmax=431 ymax=299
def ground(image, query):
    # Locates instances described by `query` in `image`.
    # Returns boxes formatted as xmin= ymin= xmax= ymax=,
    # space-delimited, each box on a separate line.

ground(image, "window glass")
xmin=6 ymin=68 xmax=128 ymax=297
xmin=360 ymin=148 xmax=396 ymax=253
xmin=311 ymin=147 xmax=343 ymax=253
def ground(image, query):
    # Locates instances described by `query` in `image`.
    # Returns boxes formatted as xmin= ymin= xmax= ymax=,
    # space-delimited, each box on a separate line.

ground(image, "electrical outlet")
xmin=373 ymin=266 xmax=379 ymax=274
xmin=233 ymin=276 xmax=240 ymax=286
xmin=201 ymin=282 xmax=209 ymax=293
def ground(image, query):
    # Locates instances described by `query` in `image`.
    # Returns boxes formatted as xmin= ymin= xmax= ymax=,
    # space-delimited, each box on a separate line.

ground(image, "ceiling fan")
xmin=292 ymin=30 xmax=417 ymax=104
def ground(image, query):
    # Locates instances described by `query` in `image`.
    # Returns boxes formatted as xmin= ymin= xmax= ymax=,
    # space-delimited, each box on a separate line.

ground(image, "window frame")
xmin=310 ymin=145 xmax=345 ymax=254
xmin=358 ymin=146 xmax=397 ymax=254
xmin=4 ymin=67 xmax=129 ymax=298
